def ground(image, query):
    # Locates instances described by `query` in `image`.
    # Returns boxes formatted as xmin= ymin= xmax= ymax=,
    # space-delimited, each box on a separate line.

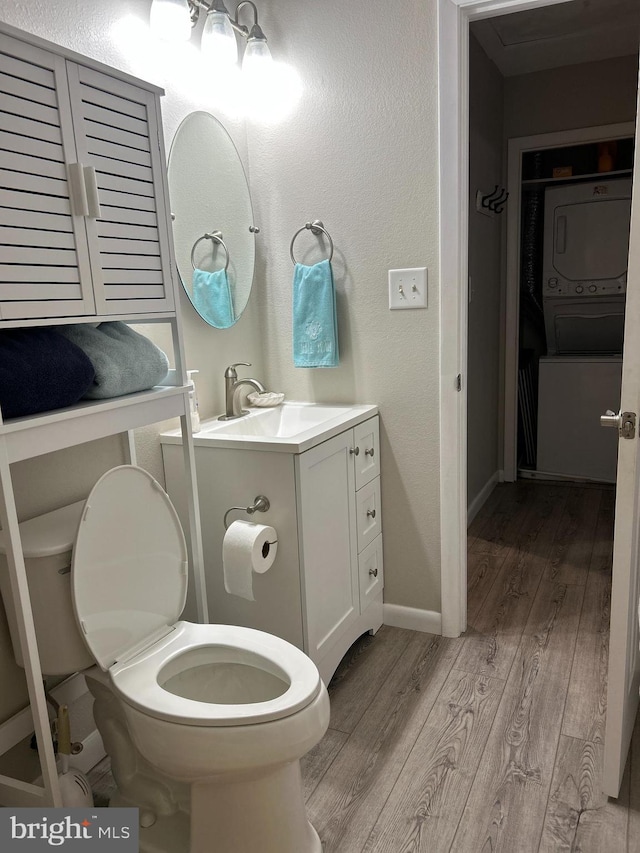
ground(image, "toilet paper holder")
xmin=224 ymin=495 xmax=271 ymax=530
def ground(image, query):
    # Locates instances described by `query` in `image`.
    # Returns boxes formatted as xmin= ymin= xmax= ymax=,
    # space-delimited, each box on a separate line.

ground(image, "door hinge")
xmin=455 ymin=374 xmax=462 ymax=392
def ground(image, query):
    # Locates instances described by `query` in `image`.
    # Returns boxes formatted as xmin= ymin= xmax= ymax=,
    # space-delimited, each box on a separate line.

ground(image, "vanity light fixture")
xmin=150 ymin=0 xmax=273 ymax=72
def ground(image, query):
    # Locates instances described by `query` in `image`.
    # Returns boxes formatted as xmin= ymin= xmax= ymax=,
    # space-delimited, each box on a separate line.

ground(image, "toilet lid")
xmin=72 ymin=465 xmax=188 ymax=671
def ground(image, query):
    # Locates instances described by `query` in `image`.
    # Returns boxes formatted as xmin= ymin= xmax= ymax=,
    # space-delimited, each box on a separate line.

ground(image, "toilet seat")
xmin=111 ymin=621 xmax=322 ymax=726
xmin=72 ymin=466 xmax=321 ymax=728
xmin=71 ymin=465 xmax=188 ymax=671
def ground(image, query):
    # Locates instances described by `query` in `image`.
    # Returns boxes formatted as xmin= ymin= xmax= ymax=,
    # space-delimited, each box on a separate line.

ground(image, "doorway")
xmin=438 ymin=0 xmax=640 ymax=798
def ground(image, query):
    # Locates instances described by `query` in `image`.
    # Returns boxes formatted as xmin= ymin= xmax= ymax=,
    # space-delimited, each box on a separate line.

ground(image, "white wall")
xmin=247 ymin=0 xmax=442 ymax=612
xmin=505 ymin=54 xmax=639 ymax=139
xmin=467 ymin=35 xmax=505 ymax=510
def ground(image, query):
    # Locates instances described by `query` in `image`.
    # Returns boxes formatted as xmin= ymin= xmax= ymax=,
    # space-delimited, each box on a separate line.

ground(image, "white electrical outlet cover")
xmin=388 ymin=268 xmax=427 ymax=310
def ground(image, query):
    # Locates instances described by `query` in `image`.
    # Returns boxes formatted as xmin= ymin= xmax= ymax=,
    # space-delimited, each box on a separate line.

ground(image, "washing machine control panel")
xmin=544 ymin=277 xmax=626 ymax=296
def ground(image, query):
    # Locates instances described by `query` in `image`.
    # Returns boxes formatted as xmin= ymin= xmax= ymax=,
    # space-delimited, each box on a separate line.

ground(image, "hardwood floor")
xmin=89 ymin=481 xmax=640 ymax=851
xmin=303 ymin=480 xmax=638 ymax=852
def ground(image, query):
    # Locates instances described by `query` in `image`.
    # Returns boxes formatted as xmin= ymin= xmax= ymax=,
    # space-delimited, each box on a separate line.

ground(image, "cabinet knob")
xmin=369 ymin=567 xmax=378 ymax=578
xmin=367 ymin=508 xmax=376 ymax=519
xmin=350 ymin=446 xmax=360 ymax=456
xmin=365 ymin=447 xmax=375 ymax=457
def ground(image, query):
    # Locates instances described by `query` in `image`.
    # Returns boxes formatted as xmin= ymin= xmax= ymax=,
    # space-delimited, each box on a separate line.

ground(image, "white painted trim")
xmin=437 ymin=0 xmax=573 ymax=639
xmin=383 ymin=604 xmax=442 ymax=635
xmin=438 ymin=0 xmax=468 ymax=639
xmin=467 ymin=471 xmax=500 ymax=526
xmin=503 ymin=121 xmax=636 ymax=480
xmin=451 ymin=0 xmax=570 ymax=12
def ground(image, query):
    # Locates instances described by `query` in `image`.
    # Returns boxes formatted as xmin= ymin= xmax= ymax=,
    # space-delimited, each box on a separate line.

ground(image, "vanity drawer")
xmin=355 ymin=476 xmax=381 ymax=552
xmin=353 ymin=417 xmax=379 ymax=490
xmin=358 ymin=534 xmax=383 ymax=610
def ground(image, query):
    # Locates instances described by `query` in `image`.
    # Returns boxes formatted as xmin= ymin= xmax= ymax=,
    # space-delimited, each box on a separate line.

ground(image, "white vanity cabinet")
xmin=162 ymin=414 xmax=383 ymax=684
xmin=296 ymin=418 xmax=383 ymax=671
xmin=0 ymin=30 xmax=175 ymax=321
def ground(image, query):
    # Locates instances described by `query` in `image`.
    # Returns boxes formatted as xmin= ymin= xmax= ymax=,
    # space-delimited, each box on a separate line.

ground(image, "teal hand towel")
xmin=293 ymin=259 xmax=339 ymax=368
xmin=192 ymin=268 xmax=235 ymax=329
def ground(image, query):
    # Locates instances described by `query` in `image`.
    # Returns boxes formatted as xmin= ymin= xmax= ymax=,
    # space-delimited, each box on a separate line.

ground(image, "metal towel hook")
xmin=224 ymin=495 xmax=270 ymax=530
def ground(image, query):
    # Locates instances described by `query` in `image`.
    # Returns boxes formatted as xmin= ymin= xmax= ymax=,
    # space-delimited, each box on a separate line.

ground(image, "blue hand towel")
xmin=192 ymin=268 xmax=235 ymax=329
xmin=292 ymin=259 xmax=339 ymax=368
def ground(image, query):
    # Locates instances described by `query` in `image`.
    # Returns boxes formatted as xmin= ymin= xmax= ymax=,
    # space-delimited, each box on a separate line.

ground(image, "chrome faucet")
xmin=219 ymin=363 xmax=267 ymax=420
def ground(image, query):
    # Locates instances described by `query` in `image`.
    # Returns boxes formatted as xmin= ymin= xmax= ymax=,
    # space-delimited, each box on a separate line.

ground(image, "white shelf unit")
xmin=0 ymin=22 xmax=208 ymax=809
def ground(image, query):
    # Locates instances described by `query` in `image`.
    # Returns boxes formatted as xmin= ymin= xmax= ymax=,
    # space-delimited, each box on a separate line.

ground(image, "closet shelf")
xmin=522 ymin=168 xmax=632 ymax=186
xmin=0 ymin=386 xmax=188 ymax=464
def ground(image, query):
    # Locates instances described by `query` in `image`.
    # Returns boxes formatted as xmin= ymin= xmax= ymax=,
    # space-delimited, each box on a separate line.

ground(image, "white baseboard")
xmin=383 ymin=604 xmax=442 ymax=635
xmin=467 ymin=470 xmax=500 ymax=526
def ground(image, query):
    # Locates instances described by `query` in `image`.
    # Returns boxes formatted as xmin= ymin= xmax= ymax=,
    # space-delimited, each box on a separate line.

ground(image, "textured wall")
xmin=247 ymin=0 xmax=442 ymax=611
xmin=505 ymin=54 xmax=639 ymax=139
xmin=467 ymin=36 xmax=505 ymax=507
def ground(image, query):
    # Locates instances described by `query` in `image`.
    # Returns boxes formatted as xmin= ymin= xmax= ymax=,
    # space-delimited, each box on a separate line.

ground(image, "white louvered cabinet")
xmin=0 ymin=31 xmax=175 ymax=321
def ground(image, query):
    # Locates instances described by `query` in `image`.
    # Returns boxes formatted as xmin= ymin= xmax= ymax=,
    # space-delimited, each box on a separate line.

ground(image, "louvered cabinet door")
xmin=66 ymin=64 xmax=175 ymax=316
xmin=0 ymin=34 xmax=96 ymax=320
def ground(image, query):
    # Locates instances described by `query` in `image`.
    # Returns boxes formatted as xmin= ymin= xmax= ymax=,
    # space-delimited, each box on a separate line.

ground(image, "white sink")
xmin=161 ymin=402 xmax=378 ymax=453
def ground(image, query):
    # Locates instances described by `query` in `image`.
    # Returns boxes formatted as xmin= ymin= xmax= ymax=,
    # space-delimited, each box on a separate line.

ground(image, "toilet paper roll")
xmin=223 ymin=520 xmax=278 ymax=601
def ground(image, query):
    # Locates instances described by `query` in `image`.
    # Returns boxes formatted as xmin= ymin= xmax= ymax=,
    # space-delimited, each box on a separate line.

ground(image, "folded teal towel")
xmin=192 ymin=268 xmax=235 ymax=329
xmin=57 ymin=322 xmax=169 ymax=399
xmin=293 ymin=259 xmax=339 ymax=368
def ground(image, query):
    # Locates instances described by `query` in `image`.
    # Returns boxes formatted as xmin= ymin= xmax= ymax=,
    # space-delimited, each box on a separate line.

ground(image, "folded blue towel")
xmin=192 ymin=269 xmax=235 ymax=329
xmin=292 ymin=259 xmax=339 ymax=368
xmin=57 ymin=322 xmax=169 ymax=399
xmin=0 ymin=328 xmax=95 ymax=418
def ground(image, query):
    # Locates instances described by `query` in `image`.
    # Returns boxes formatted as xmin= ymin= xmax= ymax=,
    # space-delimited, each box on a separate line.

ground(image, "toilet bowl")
xmin=68 ymin=465 xmax=329 ymax=853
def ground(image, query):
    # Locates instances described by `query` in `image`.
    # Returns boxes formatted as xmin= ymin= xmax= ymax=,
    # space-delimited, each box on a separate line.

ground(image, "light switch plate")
xmin=388 ymin=268 xmax=427 ymax=310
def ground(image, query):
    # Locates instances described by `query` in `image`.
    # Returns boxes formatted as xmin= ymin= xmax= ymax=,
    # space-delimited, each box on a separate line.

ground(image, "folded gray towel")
xmin=57 ymin=322 xmax=169 ymax=399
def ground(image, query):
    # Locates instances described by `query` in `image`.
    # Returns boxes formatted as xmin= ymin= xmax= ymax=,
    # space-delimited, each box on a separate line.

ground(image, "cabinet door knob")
xmin=365 ymin=447 xmax=375 ymax=457
xmin=369 ymin=567 xmax=378 ymax=578
xmin=350 ymin=446 xmax=360 ymax=456
xmin=367 ymin=508 xmax=376 ymax=519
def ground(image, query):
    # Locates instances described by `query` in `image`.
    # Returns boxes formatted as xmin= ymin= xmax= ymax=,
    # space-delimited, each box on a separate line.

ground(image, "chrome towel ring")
xmin=191 ymin=230 xmax=230 ymax=272
xmin=290 ymin=220 xmax=334 ymax=265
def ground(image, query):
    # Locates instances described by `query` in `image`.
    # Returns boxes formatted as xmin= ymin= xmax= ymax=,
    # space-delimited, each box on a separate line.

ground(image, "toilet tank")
xmin=0 ymin=500 xmax=93 ymax=676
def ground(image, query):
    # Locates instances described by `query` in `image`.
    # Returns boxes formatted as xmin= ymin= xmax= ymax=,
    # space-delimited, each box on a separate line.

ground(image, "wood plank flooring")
xmin=89 ymin=481 xmax=640 ymax=852
xmin=303 ymin=481 xmax=638 ymax=852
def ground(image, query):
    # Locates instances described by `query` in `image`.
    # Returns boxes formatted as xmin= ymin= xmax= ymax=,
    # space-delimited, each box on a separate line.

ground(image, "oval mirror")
xmin=168 ymin=112 xmax=255 ymax=328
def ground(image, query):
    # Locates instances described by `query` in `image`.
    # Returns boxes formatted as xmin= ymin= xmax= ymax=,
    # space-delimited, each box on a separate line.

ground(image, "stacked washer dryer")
xmin=536 ymin=176 xmax=631 ymax=482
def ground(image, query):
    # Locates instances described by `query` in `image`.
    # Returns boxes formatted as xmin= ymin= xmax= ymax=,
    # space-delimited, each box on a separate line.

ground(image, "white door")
xmin=603 ymin=71 xmax=640 ymax=797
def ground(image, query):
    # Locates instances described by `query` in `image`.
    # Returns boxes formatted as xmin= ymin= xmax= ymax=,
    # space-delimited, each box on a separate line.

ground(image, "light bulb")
xmin=242 ymin=37 xmax=273 ymax=76
xmin=150 ymin=0 xmax=192 ymax=43
xmin=201 ymin=11 xmax=238 ymax=68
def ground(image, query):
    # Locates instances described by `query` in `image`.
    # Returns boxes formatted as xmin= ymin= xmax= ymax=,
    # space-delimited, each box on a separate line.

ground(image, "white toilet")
xmin=1 ymin=465 xmax=329 ymax=853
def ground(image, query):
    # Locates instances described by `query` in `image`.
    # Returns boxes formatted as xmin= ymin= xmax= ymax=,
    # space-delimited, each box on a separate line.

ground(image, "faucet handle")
xmin=225 ymin=362 xmax=251 ymax=378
